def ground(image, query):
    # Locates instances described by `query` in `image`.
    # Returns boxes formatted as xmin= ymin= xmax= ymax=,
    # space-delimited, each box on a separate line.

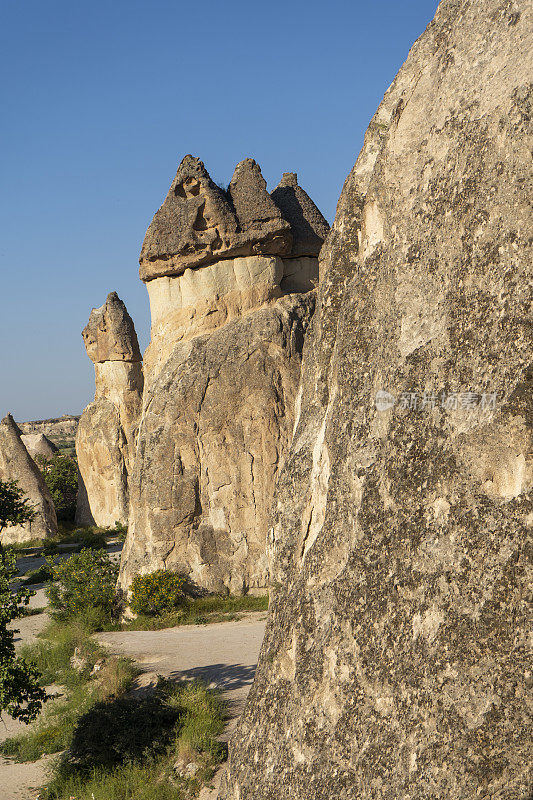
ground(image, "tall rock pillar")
xmin=76 ymin=292 xmax=143 ymax=527
xmin=119 ymin=156 xmax=329 ymax=594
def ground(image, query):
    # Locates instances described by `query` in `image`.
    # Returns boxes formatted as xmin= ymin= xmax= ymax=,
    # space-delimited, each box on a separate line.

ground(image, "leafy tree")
xmin=0 ymin=480 xmax=46 ymax=722
xmin=0 ymin=479 xmax=36 ymax=556
xmin=36 ymin=454 xmax=78 ymax=521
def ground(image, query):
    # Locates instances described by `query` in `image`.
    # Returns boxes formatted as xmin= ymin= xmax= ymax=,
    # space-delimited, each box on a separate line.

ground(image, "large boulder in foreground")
xmin=76 ymin=292 xmax=143 ymax=527
xmin=222 ymin=1 xmax=532 ymax=798
xmin=0 ymin=415 xmax=57 ymax=543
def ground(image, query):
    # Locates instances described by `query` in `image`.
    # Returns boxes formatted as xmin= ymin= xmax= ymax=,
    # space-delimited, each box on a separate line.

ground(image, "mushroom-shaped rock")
xmin=82 ymin=292 xmax=142 ymax=364
xmin=139 ymin=156 xmax=295 ymax=280
xmin=0 ymin=414 xmax=57 ymax=542
xmin=76 ymin=293 xmax=143 ymax=527
xmin=271 ymin=172 xmax=330 ymax=258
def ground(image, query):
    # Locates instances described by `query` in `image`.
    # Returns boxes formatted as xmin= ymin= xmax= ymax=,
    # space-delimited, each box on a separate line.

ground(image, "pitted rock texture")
xmin=139 ymin=156 xmax=328 ymax=282
xmin=118 ymin=293 xmax=314 ymax=594
xmin=271 ymin=172 xmax=330 ymax=258
xmin=76 ymin=293 xmax=143 ymax=527
xmin=0 ymin=415 xmax=57 ymax=543
xmin=222 ymin=1 xmax=532 ymax=798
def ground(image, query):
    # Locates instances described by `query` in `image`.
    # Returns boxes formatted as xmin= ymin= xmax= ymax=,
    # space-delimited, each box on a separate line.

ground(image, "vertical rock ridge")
xmin=222 ymin=0 xmax=532 ymax=797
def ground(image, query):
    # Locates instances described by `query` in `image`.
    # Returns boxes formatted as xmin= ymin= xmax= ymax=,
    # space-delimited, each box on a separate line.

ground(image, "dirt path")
xmin=1 ymin=544 xmax=266 ymax=800
xmin=99 ymin=614 xmax=267 ymax=798
xmin=98 ymin=613 xmax=266 ymax=737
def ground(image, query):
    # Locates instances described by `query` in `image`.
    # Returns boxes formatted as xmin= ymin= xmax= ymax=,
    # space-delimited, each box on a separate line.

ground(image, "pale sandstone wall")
xmin=222 ymin=0 xmax=532 ymax=797
xmin=119 ymin=292 xmax=314 ymax=593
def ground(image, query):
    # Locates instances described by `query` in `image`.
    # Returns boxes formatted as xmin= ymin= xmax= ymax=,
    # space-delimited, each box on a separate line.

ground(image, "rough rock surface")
xmin=119 ymin=293 xmax=314 ymax=593
xmin=20 ymin=433 xmax=58 ymax=461
xmin=140 ymin=156 xmax=291 ymax=280
xmin=222 ymin=1 xmax=532 ymax=798
xmin=0 ymin=415 xmax=57 ymax=543
xmin=76 ymin=293 xmax=143 ymax=527
xmin=82 ymin=290 xmax=142 ymax=363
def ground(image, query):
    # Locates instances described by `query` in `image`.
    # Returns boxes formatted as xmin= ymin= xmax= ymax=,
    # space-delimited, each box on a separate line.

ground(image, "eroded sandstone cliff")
xmin=0 ymin=414 xmax=57 ymax=543
xmin=222 ymin=0 xmax=532 ymax=797
xmin=76 ymin=292 xmax=143 ymax=527
xmin=119 ymin=158 xmax=328 ymax=592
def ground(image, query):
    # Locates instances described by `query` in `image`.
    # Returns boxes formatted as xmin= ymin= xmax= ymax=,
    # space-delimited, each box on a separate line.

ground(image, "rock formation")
xmin=20 ymin=433 xmax=58 ymax=461
xmin=222 ymin=1 xmax=532 ymax=798
xmin=76 ymin=292 xmax=143 ymax=527
xmin=118 ymin=158 xmax=328 ymax=593
xmin=0 ymin=415 xmax=57 ymax=543
xmin=18 ymin=415 xmax=79 ymax=450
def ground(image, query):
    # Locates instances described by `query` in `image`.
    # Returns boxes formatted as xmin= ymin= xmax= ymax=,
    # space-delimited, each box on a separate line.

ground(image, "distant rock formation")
xmin=118 ymin=158 xmax=328 ymax=593
xmin=18 ymin=415 xmax=79 ymax=450
xmin=222 ymin=0 xmax=532 ymax=798
xmin=0 ymin=415 xmax=57 ymax=543
xmin=20 ymin=433 xmax=58 ymax=461
xmin=76 ymin=292 xmax=143 ymax=527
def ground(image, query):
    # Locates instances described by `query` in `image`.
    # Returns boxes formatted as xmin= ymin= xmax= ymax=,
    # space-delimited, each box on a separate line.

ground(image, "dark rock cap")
xmin=271 ymin=172 xmax=330 ymax=258
xmin=140 ymin=155 xmax=238 ymax=279
xmin=82 ymin=292 xmax=142 ymax=364
xmin=140 ymin=155 xmax=293 ymax=281
xmin=140 ymin=156 xmax=329 ymax=281
xmin=227 ymin=158 xmax=292 ymax=252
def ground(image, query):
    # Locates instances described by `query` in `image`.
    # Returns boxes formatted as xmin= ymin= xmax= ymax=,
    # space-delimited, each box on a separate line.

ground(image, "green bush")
xmin=130 ymin=570 xmax=186 ymax=616
xmin=36 ymin=454 xmax=78 ymax=522
xmin=46 ymin=549 xmax=119 ymax=626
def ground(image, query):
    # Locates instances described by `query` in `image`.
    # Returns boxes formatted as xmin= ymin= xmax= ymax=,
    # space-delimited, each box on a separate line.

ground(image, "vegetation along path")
xmin=0 ymin=537 xmax=266 ymax=800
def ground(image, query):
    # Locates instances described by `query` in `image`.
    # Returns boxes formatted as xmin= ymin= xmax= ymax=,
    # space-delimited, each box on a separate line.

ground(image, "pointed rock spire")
xmin=271 ymin=172 xmax=330 ymax=258
xmin=140 ymin=155 xmax=239 ymax=281
xmin=227 ymin=158 xmax=292 ymax=252
xmin=82 ymin=291 xmax=142 ymax=364
xmin=0 ymin=414 xmax=57 ymax=542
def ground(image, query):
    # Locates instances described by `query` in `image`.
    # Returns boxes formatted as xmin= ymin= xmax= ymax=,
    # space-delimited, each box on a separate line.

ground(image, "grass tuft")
xmin=121 ymin=594 xmax=268 ymax=631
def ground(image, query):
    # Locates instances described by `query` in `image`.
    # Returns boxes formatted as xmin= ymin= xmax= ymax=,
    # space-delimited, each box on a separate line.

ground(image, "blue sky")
xmin=0 ymin=0 xmax=439 ymax=421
